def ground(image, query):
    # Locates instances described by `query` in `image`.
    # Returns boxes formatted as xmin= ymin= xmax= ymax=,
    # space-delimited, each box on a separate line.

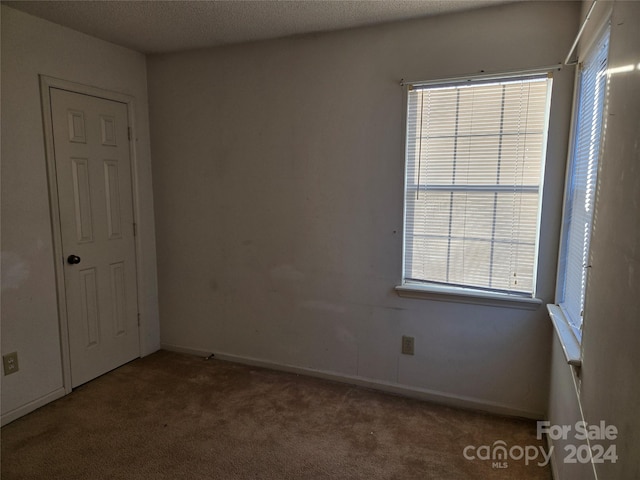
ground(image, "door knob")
xmin=67 ymin=255 xmax=81 ymax=265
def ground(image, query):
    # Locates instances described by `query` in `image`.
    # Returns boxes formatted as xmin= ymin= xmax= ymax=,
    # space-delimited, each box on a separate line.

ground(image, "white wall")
xmin=547 ymin=1 xmax=640 ymax=478
xmin=1 ymin=5 xmax=160 ymax=424
xmin=148 ymin=1 xmax=579 ymax=418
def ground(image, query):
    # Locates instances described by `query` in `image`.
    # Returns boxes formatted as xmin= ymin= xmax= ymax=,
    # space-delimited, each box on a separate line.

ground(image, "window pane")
xmin=419 ymin=137 xmax=456 ymax=185
xmin=454 ymin=136 xmax=501 ymax=185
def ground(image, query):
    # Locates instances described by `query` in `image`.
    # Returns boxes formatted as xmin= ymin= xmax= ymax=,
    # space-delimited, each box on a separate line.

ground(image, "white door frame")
xmin=40 ymin=75 xmax=143 ymax=394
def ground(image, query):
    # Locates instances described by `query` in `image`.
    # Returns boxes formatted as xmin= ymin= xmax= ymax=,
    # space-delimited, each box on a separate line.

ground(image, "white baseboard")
xmin=161 ymin=343 xmax=544 ymax=420
xmin=1 ymin=387 xmax=66 ymax=426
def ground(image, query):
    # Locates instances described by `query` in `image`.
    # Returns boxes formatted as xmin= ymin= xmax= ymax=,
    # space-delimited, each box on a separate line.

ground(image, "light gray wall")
xmin=148 ymin=1 xmax=579 ymax=417
xmin=1 ymin=5 xmax=160 ymax=423
xmin=547 ymin=336 xmax=595 ymax=480
xmin=547 ymin=1 xmax=640 ymax=478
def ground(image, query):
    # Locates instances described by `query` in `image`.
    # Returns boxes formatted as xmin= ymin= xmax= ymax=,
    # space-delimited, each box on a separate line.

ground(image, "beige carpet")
xmin=1 ymin=350 xmax=551 ymax=479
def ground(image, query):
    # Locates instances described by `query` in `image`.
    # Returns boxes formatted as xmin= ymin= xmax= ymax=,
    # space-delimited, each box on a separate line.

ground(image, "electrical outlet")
xmin=3 ymin=352 xmax=19 ymax=375
xmin=401 ymin=336 xmax=415 ymax=355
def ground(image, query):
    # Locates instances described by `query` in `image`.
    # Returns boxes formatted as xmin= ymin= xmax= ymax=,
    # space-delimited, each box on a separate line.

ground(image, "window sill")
xmin=546 ymin=304 xmax=582 ymax=367
xmin=394 ymin=283 xmax=543 ymax=310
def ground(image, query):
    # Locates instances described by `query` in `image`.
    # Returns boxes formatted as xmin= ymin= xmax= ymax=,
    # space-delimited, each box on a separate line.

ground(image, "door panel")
xmin=104 ymin=160 xmax=123 ymax=239
xmin=70 ymin=157 xmax=94 ymax=242
xmin=50 ymin=88 xmax=140 ymax=387
xmin=79 ymin=267 xmax=100 ymax=347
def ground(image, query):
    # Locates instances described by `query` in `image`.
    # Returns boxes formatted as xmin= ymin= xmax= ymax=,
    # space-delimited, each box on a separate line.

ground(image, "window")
xmin=558 ymin=27 xmax=610 ymax=341
xmin=402 ymin=73 xmax=553 ymax=297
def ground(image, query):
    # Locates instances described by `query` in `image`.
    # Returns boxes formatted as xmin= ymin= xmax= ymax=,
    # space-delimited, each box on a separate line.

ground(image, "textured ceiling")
xmin=3 ymin=0 xmax=516 ymax=54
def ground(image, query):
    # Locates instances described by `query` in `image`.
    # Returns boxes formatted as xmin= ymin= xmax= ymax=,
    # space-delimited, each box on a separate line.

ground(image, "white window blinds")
xmin=559 ymin=27 xmax=610 ymax=337
xmin=403 ymin=74 xmax=552 ymax=294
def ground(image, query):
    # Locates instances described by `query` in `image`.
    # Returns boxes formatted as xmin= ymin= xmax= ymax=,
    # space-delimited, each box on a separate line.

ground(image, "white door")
xmin=50 ymin=88 xmax=140 ymax=388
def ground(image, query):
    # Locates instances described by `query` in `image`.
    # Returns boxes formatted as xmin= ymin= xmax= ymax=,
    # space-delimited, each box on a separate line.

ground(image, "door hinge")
xmin=133 ymin=222 xmax=137 ymax=237
xmin=137 ymin=313 xmax=141 ymax=326
xmin=128 ymin=127 xmax=132 ymax=141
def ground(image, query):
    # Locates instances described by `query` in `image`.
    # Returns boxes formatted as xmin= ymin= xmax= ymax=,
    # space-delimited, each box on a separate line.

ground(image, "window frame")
xmin=397 ymin=70 xmax=554 ymax=307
